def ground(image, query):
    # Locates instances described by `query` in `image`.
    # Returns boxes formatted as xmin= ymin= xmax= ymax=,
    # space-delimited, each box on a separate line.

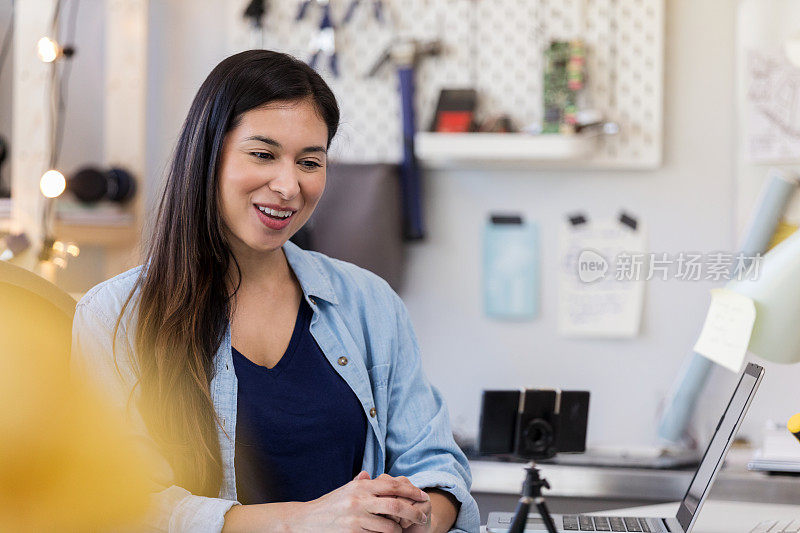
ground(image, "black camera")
xmin=478 ymin=389 xmax=590 ymax=460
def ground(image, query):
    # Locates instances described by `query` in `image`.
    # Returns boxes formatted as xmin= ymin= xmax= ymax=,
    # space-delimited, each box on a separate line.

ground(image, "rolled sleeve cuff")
xmin=408 ymin=471 xmax=480 ymax=533
xmin=168 ymin=492 xmax=240 ymax=533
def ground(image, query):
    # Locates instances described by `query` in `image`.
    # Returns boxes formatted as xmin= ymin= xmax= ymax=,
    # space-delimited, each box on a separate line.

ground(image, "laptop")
xmin=486 ymin=362 xmax=765 ymax=533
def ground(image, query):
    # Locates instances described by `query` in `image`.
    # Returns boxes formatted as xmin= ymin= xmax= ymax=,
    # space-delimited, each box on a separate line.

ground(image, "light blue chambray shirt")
xmin=71 ymin=241 xmax=479 ymax=533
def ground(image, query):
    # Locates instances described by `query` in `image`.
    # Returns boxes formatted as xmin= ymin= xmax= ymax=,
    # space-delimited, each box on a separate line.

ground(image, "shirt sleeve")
xmin=70 ymin=301 xmax=240 ymax=533
xmin=383 ymin=290 xmax=480 ymax=533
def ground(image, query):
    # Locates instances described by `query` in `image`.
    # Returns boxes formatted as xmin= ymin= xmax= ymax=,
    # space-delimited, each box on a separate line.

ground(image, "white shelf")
xmin=0 ymin=199 xmax=137 ymax=246
xmin=415 ymin=132 xmax=601 ymax=167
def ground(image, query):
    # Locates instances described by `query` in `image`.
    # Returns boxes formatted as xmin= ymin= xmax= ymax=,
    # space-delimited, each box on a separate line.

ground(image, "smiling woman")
xmin=70 ymin=50 xmax=479 ymax=533
xmin=218 ymin=101 xmax=328 ymax=254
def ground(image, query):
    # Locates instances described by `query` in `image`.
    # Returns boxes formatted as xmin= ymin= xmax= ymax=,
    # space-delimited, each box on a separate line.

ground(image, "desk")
xmin=481 ymin=501 xmax=800 ymax=532
xmin=596 ymin=500 xmax=800 ymax=533
xmin=470 ymin=458 xmax=800 ymax=524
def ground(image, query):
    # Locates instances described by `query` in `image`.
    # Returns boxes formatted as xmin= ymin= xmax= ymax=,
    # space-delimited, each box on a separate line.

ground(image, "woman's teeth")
xmin=256 ymin=205 xmax=293 ymax=218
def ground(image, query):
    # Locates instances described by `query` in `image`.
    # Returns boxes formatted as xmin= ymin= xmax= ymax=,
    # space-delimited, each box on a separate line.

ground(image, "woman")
xmin=71 ymin=50 xmax=479 ymax=532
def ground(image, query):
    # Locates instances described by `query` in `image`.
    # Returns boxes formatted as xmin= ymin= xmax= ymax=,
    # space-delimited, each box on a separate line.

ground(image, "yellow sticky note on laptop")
xmin=694 ymin=288 xmax=757 ymax=373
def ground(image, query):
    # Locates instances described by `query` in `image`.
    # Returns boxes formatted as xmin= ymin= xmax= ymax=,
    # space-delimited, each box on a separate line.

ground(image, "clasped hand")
xmin=297 ymin=471 xmax=432 ymax=532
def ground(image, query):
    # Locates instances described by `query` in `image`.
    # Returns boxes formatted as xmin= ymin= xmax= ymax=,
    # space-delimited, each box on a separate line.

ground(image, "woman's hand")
xmin=366 ymin=473 xmax=432 ymax=531
xmin=400 ymin=489 xmax=460 ymax=533
xmin=292 ymin=471 xmax=430 ymax=532
xmin=398 ymin=499 xmax=432 ymax=532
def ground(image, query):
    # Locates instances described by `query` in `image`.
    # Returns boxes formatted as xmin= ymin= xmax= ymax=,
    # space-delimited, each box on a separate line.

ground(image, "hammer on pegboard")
xmin=368 ymin=39 xmax=442 ymax=241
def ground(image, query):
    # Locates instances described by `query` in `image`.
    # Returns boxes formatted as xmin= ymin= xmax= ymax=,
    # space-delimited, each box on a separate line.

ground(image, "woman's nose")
xmin=267 ymin=163 xmax=301 ymax=200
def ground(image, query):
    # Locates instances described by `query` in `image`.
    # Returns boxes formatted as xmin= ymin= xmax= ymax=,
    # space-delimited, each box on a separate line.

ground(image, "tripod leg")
xmin=535 ymin=498 xmax=558 ymax=533
xmin=508 ymin=496 xmax=531 ymax=533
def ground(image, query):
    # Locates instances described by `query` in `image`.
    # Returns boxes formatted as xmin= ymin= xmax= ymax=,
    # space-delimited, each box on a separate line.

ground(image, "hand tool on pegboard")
xmin=297 ymin=0 xmax=339 ymax=77
xmin=243 ymin=0 xmax=269 ymax=48
xmin=368 ymin=39 xmax=442 ymax=241
xmin=342 ymin=0 xmax=385 ymax=25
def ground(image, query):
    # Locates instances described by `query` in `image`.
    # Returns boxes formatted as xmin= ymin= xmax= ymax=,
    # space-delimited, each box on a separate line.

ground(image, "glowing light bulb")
xmin=53 ymin=240 xmax=65 ymax=253
xmin=40 ymin=169 xmax=66 ymax=198
xmin=66 ymin=244 xmax=80 ymax=257
xmin=37 ymin=37 xmax=60 ymax=63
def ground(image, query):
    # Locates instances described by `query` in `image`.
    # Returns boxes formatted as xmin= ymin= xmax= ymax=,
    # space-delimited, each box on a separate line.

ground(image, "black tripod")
xmin=507 ymin=462 xmax=558 ymax=533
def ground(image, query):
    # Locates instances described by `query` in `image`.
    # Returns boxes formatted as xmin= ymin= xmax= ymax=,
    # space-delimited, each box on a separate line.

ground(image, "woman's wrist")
xmin=425 ymin=489 xmax=460 ymax=533
xmin=222 ymin=501 xmax=301 ymax=533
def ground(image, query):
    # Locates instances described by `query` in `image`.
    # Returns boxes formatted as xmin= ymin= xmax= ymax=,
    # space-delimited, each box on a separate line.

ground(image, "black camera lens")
xmin=523 ymin=419 xmax=556 ymax=458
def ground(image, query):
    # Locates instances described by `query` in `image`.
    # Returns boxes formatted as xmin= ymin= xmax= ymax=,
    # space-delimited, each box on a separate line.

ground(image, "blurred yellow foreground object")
xmin=0 ymin=261 xmax=151 ymax=531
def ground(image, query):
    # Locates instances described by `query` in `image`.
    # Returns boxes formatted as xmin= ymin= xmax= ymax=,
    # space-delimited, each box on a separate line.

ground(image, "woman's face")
xmin=217 ymin=98 xmax=329 ymax=257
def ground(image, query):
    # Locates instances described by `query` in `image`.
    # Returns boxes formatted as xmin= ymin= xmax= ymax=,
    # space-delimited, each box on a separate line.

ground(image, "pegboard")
xmin=225 ymin=0 xmax=663 ymax=169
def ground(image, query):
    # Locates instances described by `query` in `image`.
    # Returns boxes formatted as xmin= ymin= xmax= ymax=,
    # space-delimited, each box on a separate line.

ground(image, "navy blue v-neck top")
xmin=232 ymin=299 xmax=368 ymax=504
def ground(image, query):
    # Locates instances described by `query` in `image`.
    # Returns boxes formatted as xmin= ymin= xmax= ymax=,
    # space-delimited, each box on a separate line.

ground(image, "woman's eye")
xmin=299 ymin=160 xmax=322 ymax=169
xmin=250 ymin=152 xmax=273 ymax=160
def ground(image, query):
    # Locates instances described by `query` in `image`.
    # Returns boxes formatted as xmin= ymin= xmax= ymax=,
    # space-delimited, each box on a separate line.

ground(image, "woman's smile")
xmin=253 ymin=203 xmax=296 ymax=231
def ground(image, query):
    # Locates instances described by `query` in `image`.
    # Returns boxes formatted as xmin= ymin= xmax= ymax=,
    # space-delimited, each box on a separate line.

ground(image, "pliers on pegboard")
xmin=297 ymin=0 xmax=339 ymax=77
xmin=342 ymin=0 xmax=385 ymax=25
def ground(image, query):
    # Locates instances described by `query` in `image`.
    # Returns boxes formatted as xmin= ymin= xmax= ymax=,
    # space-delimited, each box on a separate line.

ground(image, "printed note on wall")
xmin=558 ymin=215 xmax=647 ymax=338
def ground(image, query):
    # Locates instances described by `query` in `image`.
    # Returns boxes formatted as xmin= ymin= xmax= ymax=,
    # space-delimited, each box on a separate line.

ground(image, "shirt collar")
xmin=283 ymin=240 xmax=339 ymax=305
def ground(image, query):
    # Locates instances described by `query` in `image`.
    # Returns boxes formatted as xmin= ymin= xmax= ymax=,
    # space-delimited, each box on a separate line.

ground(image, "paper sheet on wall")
xmin=745 ymin=49 xmax=800 ymax=162
xmin=558 ymin=217 xmax=647 ymax=338
xmin=693 ymin=288 xmax=756 ymax=374
xmin=483 ymin=219 xmax=539 ymax=319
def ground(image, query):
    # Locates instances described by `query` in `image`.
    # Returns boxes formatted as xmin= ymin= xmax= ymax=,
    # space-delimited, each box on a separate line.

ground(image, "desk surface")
xmin=470 ymin=457 xmax=800 ymax=505
xmin=481 ymin=500 xmax=800 ymax=533
xmin=597 ymin=500 xmax=800 ymax=533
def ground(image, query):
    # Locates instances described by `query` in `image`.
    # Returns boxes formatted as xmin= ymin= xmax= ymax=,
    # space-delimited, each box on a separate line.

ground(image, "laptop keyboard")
xmin=561 ymin=515 xmax=663 ymax=532
xmin=750 ymin=519 xmax=800 ymax=532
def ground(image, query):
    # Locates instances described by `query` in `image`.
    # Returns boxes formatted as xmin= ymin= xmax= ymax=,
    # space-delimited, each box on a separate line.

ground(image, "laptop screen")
xmin=676 ymin=363 xmax=763 ymax=530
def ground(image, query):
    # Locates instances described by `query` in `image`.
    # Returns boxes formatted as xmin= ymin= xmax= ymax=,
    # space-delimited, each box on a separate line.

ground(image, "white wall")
xmin=57 ymin=0 xmax=105 ymax=176
xmin=145 ymin=0 xmax=229 ymax=218
xmin=403 ymin=0 xmax=747 ymax=448
xmin=402 ymin=0 xmax=800 ymax=449
xmin=8 ymin=0 xmax=796 ymax=448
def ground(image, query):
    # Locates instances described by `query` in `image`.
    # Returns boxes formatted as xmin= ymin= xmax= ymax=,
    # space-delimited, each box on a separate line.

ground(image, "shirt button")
xmin=309 ymin=296 xmax=316 ymax=305
xmin=369 ymin=407 xmax=377 ymax=418
xmin=338 ymin=356 xmax=348 ymax=366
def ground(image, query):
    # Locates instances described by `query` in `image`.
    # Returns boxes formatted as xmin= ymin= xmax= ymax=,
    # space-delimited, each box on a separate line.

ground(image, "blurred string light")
xmin=36 ymin=35 xmax=74 ymax=64
xmin=30 ymin=0 xmax=80 ymax=269
xmin=50 ymin=241 xmax=77 ymax=268
xmin=39 ymin=236 xmax=79 ymax=269
xmin=36 ymin=36 xmax=59 ymax=62
xmin=39 ymin=169 xmax=65 ymax=198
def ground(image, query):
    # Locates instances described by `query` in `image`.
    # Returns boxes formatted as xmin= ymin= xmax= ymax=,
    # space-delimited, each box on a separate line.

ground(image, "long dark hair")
xmin=115 ymin=50 xmax=339 ymax=496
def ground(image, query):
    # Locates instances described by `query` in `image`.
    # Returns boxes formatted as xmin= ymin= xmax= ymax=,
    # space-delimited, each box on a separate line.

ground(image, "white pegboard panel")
xmin=225 ymin=0 xmax=663 ymax=169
